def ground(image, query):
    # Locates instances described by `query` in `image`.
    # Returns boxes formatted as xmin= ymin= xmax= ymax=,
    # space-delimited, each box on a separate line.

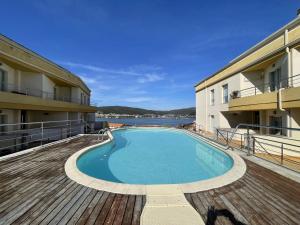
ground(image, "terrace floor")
xmin=0 ymin=135 xmax=300 ymax=225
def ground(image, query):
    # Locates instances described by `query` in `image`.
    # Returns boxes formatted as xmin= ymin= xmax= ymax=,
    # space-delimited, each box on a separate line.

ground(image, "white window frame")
xmin=210 ymin=89 xmax=215 ymax=106
xmin=222 ymin=84 xmax=228 ymax=104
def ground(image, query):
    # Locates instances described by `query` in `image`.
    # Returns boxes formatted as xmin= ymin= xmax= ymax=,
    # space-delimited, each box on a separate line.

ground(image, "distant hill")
xmin=97 ymin=106 xmax=195 ymax=116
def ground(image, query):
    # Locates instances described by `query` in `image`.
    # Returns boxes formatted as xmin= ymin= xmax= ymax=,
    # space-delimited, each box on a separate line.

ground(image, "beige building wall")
xmin=196 ymin=73 xmax=242 ymax=132
xmin=42 ymin=75 xmax=55 ymax=98
xmin=27 ymin=111 xmax=69 ymax=122
xmin=290 ymin=108 xmax=300 ymax=138
xmin=195 ymin=17 xmax=300 ymax=137
xmin=291 ymin=47 xmax=300 ymax=85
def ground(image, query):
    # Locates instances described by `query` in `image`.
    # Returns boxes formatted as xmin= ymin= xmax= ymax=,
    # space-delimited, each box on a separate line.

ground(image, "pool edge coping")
xmin=64 ymin=128 xmax=247 ymax=195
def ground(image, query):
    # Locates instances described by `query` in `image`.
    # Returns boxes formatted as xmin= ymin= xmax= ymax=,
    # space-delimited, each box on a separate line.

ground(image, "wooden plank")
xmin=29 ymin=185 xmax=83 ymax=225
xmin=121 ymin=195 xmax=135 ymax=225
xmin=0 ymin=176 xmax=67 ymax=222
xmin=103 ymin=194 xmax=123 ymax=225
xmin=65 ymin=189 xmax=98 ymax=225
xmin=189 ymin=193 xmax=208 ymax=221
xmin=93 ymin=193 xmax=116 ymax=225
xmin=81 ymin=191 xmax=110 ymax=225
xmin=49 ymin=187 xmax=92 ymax=225
xmin=10 ymin=180 xmax=75 ymax=225
xmin=74 ymin=191 xmax=105 ymax=225
xmin=40 ymin=186 xmax=87 ymax=224
xmin=112 ymin=195 xmax=129 ymax=225
xmin=131 ymin=195 xmax=143 ymax=225
xmin=234 ymin=180 xmax=291 ymax=225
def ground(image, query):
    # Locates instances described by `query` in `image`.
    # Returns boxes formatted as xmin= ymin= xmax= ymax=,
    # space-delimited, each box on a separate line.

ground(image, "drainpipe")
xmin=278 ymin=88 xmax=284 ymax=111
xmin=205 ymin=81 xmax=208 ymax=131
xmin=278 ymin=31 xmax=291 ymax=112
xmin=278 ymin=30 xmax=293 ymax=136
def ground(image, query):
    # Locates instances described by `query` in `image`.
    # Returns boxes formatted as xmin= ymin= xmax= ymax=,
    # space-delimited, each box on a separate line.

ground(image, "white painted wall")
xmin=263 ymin=55 xmax=288 ymax=90
xmin=20 ymin=72 xmax=43 ymax=97
xmin=57 ymin=86 xmax=71 ymax=101
xmin=0 ymin=61 xmax=18 ymax=89
xmin=241 ymin=70 xmax=265 ymax=96
xmin=27 ymin=111 xmax=68 ymax=122
xmin=290 ymin=108 xmax=300 ymax=138
xmin=42 ymin=75 xmax=55 ymax=99
xmin=71 ymin=87 xmax=81 ymax=104
xmin=0 ymin=109 xmax=20 ymax=127
xmin=291 ymin=47 xmax=300 ymax=87
xmin=196 ymin=73 xmax=242 ymax=132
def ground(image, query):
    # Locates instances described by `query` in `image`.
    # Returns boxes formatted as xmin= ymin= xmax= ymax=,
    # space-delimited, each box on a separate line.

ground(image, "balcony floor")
xmin=0 ymin=136 xmax=300 ymax=225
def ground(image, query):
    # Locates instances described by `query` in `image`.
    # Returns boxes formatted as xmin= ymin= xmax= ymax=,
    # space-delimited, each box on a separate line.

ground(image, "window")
xmin=210 ymin=89 xmax=215 ymax=105
xmin=53 ymin=87 xmax=57 ymax=100
xmin=269 ymin=68 xmax=281 ymax=92
xmin=222 ymin=84 xmax=228 ymax=103
xmin=0 ymin=114 xmax=7 ymax=134
xmin=0 ymin=69 xmax=7 ymax=92
xmin=80 ymin=93 xmax=83 ymax=104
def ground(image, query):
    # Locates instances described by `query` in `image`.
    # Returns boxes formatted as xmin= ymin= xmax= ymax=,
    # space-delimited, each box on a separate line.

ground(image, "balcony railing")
xmin=0 ymin=119 xmax=108 ymax=157
xmin=194 ymin=123 xmax=300 ymax=172
xmin=231 ymin=74 xmax=300 ymax=99
xmin=0 ymin=82 xmax=92 ymax=106
xmin=214 ymin=124 xmax=300 ymax=172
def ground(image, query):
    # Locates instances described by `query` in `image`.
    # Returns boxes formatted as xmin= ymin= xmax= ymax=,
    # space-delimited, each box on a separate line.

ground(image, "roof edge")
xmin=0 ymin=34 xmax=91 ymax=92
xmin=194 ymin=16 xmax=300 ymax=88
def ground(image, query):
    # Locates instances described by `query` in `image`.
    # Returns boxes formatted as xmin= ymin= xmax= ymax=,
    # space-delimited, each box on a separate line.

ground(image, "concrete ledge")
xmin=65 ymin=128 xmax=247 ymax=195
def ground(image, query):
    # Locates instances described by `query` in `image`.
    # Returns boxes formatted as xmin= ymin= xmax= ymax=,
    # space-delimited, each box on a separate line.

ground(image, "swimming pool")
xmin=76 ymin=128 xmax=233 ymax=185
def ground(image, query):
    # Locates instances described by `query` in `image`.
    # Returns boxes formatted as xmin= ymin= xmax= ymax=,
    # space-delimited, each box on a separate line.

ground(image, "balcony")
xmin=0 ymin=83 xmax=97 ymax=112
xmin=229 ymin=74 xmax=300 ymax=111
xmin=0 ymin=82 xmax=92 ymax=105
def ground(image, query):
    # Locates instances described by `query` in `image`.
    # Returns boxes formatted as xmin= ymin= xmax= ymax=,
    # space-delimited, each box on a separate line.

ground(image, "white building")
xmin=195 ymin=13 xmax=300 ymax=138
xmin=0 ymin=35 xmax=97 ymax=155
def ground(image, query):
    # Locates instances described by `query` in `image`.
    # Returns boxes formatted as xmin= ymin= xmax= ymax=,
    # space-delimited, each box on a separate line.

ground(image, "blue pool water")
xmin=77 ymin=128 xmax=233 ymax=184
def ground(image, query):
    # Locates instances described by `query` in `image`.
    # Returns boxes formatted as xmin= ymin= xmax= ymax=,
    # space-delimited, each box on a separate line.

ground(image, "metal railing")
xmin=231 ymin=74 xmax=300 ymax=99
xmin=0 ymin=120 xmax=109 ymax=157
xmin=97 ymin=128 xmax=111 ymax=141
xmin=0 ymin=82 xmax=91 ymax=105
xmin=216 ymin=128 xmax=244 ymax=149
xmin=214 ymin=124 xmax=300 ymax=172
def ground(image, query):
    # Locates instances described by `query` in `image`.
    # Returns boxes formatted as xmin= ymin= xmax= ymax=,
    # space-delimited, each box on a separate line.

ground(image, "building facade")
xmin=195 ymin=14 xmax=300 ymax=138
xmin=0 ymin=34 xmax=97 ymax=129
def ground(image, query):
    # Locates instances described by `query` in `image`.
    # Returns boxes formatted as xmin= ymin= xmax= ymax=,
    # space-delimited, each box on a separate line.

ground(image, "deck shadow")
xmin=206 ymin=206 xmax=246 ymax=225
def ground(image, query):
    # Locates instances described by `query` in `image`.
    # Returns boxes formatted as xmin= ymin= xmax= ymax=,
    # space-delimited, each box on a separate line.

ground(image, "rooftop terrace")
xmin=0 ymin=135 xmax=299 ymax=225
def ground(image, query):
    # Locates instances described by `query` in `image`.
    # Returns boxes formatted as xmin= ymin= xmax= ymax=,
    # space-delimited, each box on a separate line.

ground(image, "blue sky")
xmin=2 ymin=0 xmax=299 ymax=109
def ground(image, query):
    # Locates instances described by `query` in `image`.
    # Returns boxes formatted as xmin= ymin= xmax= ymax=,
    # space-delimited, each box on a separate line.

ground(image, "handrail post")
xmin=69 ymin=121 xmax=71 ymax=137
xmin=41 ymin=122 xmax=44 ymax=146
xmin=247 ymin=126 xmax=251 ymax=156
xmin=240 ymin=134 xmax=243 ymax=149
xmin=226 ymin=131 xmax=229 ymax=145
xmin=281 ymin=143 xmax=284 ymax=165
xmin=253 ymin=137 xmax=255 ymax=154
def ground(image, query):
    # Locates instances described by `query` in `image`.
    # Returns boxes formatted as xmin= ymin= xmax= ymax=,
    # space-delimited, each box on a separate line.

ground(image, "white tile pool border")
xmin=64 ymin=128 xmax=246 ymax=195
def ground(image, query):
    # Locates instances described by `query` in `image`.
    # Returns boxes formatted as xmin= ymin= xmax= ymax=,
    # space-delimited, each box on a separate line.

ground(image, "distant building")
xmin=195 ymin=13 xmax=300 ymax=137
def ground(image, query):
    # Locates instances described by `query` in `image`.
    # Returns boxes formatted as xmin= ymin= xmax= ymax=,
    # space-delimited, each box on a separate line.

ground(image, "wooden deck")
xmin=0 ymin=135 xmax=299 ymax=225
xmin=0 ymin=136 xmax=145 ymax=225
